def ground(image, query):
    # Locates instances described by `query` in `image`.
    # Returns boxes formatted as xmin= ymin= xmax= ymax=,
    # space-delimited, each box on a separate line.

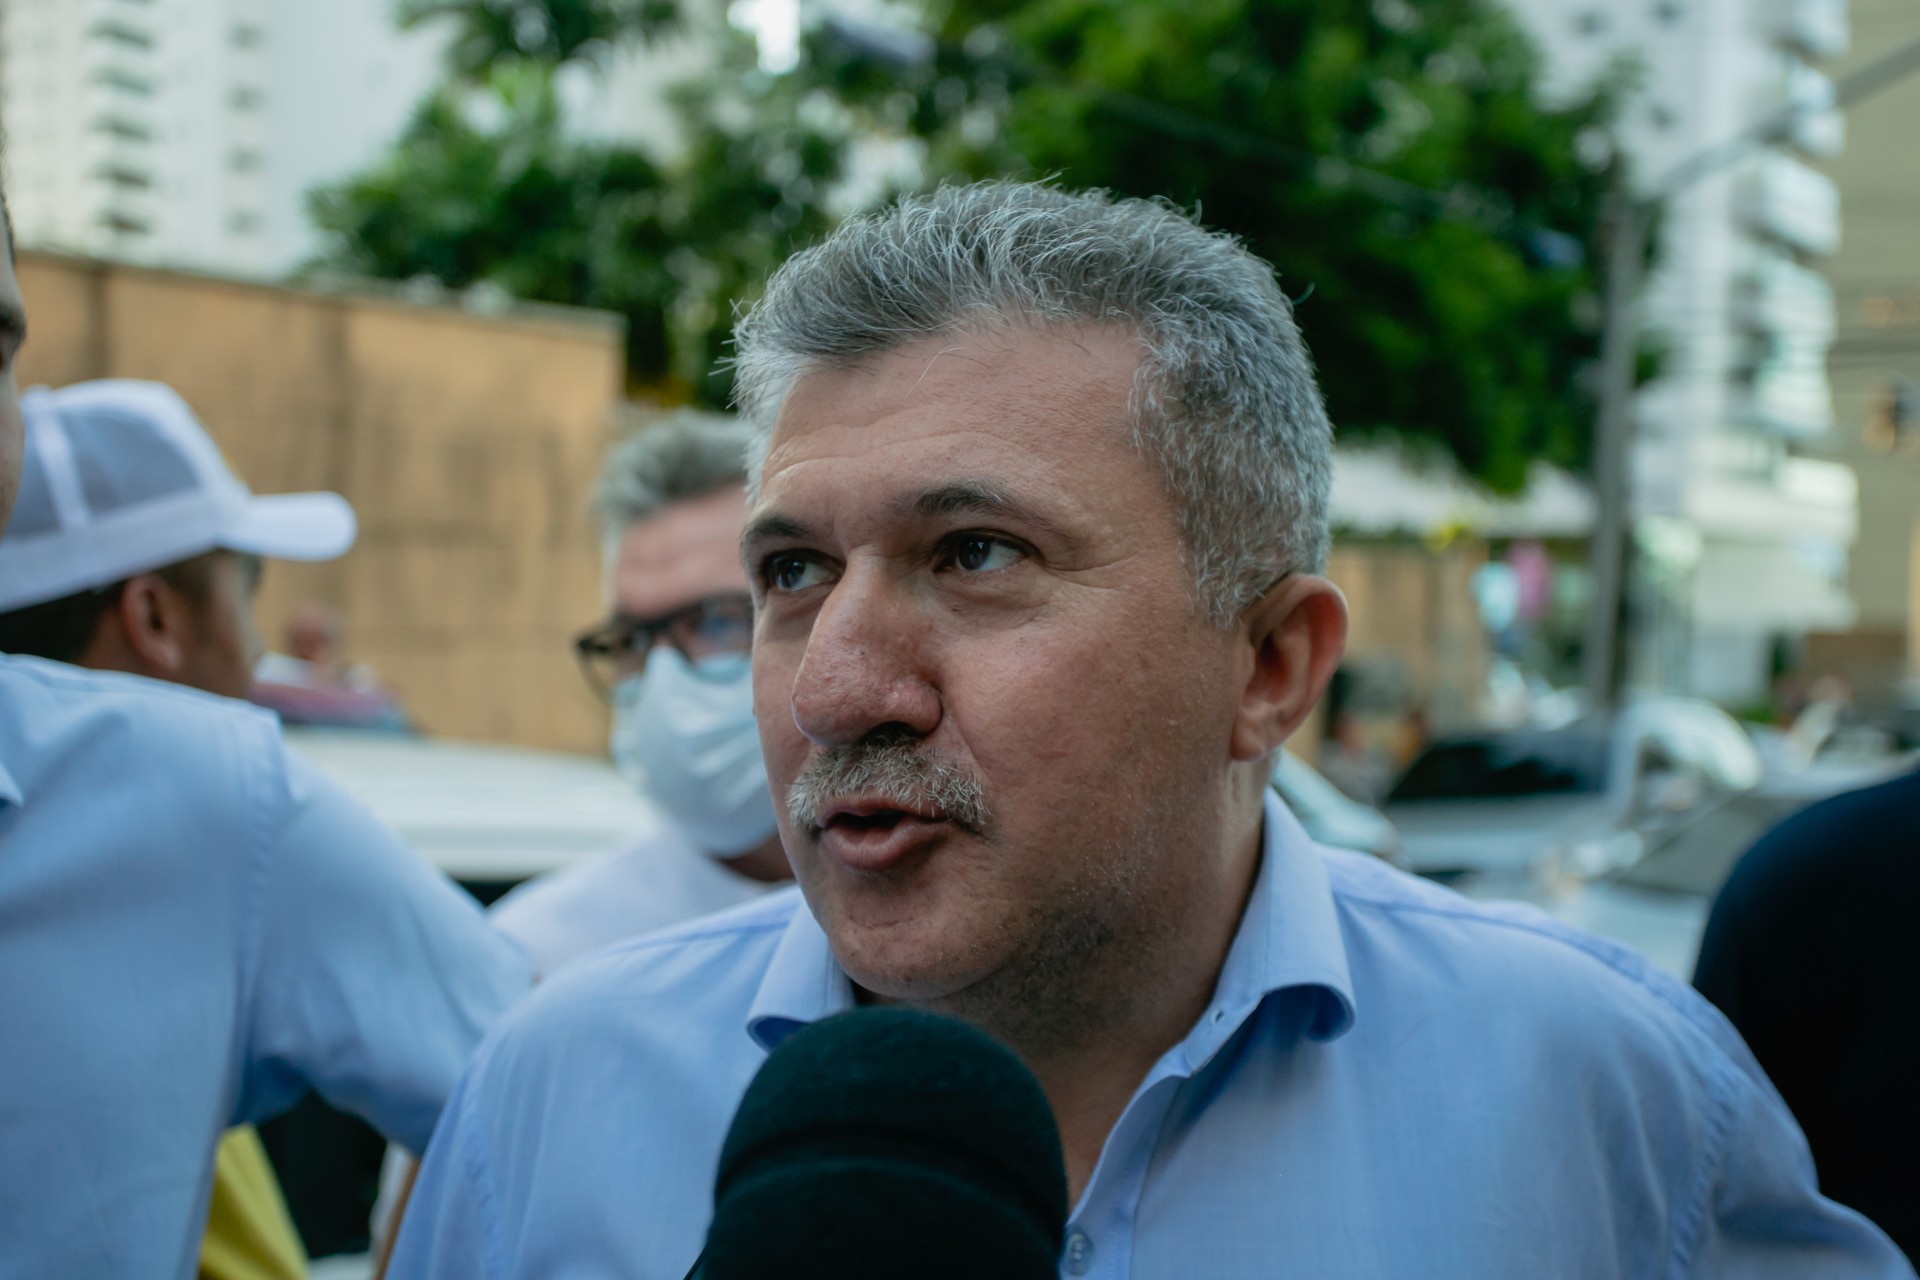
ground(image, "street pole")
xmin=1580 ymin=32 xmax=1920 ymax=715
xmin=1582 ymin=194 xmax=1650 ymax=713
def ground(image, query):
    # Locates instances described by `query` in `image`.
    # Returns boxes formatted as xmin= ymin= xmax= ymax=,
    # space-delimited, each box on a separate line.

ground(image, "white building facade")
xmin=2 ymin=0 xmax=278 ymax=273
xmin=0 ymin=0 xmax=445 ymax=277
xmin=1513 ymin=0 xmax=1859 ymax=705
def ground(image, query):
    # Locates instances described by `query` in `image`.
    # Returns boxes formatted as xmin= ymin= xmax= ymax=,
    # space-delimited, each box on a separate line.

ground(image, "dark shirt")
xmin=1694 ymin=766 xmax=1920 ymax=1262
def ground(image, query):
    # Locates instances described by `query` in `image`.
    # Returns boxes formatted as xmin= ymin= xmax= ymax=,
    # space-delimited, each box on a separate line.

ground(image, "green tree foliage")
xmin=309 ymin=63 xmax=678 ymax=377
xmin=803 ymin=0 xmax=1621 ymax=488
xmin=396 ymin=0 xmax=679 ymax=78
xmin=656 ymin=65 xmax=851 ymax=395
xmin=309 ymin=35 xmax=847 ymax=400
xmin=316 ymin=0 xmax=1618 ymax=483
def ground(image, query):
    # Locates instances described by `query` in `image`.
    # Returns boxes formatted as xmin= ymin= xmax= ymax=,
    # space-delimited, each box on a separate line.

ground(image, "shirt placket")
xmin=1060 ymin=1069 xmax=1189 ymax=1280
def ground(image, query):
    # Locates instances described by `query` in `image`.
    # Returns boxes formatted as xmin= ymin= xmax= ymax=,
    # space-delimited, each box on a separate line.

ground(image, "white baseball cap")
xmin=0 ymin=379 xmax=357 ymax=612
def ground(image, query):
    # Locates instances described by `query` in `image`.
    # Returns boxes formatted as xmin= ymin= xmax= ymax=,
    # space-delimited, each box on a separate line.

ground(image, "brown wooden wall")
xmin=14 ymin=252 xmax=624 ymax=754
xmin=1328 ymin=541 xmax=1491 ymax=727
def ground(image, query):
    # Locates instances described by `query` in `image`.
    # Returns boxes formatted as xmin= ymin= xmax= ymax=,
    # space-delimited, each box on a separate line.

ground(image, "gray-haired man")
xmin=490 ymin=411 xmax=791 ymax=978
xmin=391 ymin=183 xmax=1909 ymax=1277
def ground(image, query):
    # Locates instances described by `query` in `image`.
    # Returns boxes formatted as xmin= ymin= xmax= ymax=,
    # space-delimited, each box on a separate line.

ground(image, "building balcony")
xmin=1737 ymin=152 xmax=1841 ymax=257
xmin=1773 ymin=0 xmax=1849 ymax=61
xmin=85 ymin=52 xmax=157 ymax=100
xmin=1732 ymin=248 xmax=1837 ymax=345
xmin=1732 ymin=343 xmax=1837 ymax=439
xmin=1755 ymin=57 xmax=1845 ymax=158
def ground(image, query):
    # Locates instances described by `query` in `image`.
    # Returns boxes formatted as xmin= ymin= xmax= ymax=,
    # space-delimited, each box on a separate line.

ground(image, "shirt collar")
xmin=746 ymin=898 xmax=856 ymax=1051
xmin=745 ymin=788 xmax=1357 ymax=1056
xmin=1181 ymin=790 xmax=1358 ymax=1068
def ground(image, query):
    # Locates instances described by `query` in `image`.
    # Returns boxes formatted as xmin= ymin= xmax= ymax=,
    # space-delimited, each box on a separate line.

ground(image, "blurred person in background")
xmin=390 ymin=182 xmax=1910 ymax=1279
xmin=0 ymin=381 xmax=321 ymax=700
xmin=1694 ymin=763 xmax=1920 ymax=1263
xmin=489 ymin=410 xmax=791 ymax=979
xmin=253 ymin=599 xmax=410 ymax=733
xmin=256 ymin=601 xmax=379 ymax=691
xmin=0 ymin=368 xmax=532 ymax=1278
xmin=369 ymin=412 xmax=791 ymax=1264
xmin=1318 ymin=706 xmax=1391 ymax=805
xmin=1389 ymin=703 xmax=1432 ymax=771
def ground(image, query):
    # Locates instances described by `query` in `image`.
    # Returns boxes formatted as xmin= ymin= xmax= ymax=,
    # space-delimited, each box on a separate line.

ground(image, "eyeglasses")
xmin=572 ymin=592 xmax=755 ymax=699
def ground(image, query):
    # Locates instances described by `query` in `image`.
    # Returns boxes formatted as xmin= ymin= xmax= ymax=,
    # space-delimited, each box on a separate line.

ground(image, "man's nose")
xmin=789 ymin=565 xmax=940 ymax=749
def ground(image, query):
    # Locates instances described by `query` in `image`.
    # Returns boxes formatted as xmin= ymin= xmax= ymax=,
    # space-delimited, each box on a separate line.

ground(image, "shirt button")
xmin=1064 ymin=1229 xmax=1095 ymax=1275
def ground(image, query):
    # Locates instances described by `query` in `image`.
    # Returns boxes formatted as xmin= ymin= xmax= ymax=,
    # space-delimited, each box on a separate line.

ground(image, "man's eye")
xmin=767 ymin=554 xmax=831 ymax=593
xmin=948 ymin=535 xmax=1024 ymax=573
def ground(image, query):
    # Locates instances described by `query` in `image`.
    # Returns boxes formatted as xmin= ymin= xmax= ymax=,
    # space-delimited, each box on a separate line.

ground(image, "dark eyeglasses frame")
xmin=571 ymin=592 xmax=754 ymax=700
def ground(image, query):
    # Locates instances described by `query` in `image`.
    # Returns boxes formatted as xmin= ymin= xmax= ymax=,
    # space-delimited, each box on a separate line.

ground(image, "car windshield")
xmin=1388 ymin=731 xmax=1611 ymax=802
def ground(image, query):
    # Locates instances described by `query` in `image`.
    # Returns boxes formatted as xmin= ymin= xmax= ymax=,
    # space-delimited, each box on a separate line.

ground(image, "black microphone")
xmin=687 ymin=1007 xmax=1069 ymax=1280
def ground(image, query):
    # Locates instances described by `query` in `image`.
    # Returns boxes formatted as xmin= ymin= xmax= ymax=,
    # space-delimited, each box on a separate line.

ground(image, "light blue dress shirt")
xmin=390 ymin=791 xmax=1912 ymax=1279
xmin=0 ymin=656 xmax=533 ymax=1280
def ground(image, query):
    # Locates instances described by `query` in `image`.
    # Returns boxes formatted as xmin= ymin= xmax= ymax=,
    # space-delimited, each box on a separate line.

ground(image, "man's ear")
xmin=1229 ymin=575 xmax=1349 ymax=762
xmin=110 ymin=572 xmax=193 ymax=680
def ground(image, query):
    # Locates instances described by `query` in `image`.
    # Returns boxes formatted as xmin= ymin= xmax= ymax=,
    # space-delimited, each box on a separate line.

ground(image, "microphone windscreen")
xmin=695 ymin=1007 xmax=1068 ymax=1280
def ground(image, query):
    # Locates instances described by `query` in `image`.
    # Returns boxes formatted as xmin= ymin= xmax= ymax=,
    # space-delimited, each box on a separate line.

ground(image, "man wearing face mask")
xmin=489 ymin=411 xmax=789 ymax=977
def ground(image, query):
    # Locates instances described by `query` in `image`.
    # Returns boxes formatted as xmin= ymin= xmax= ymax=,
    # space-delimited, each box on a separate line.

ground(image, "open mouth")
xmin=812 ymin=799 xmax=955 ymax=870
xmin=826 ymin=808 xmax=916 ymax=834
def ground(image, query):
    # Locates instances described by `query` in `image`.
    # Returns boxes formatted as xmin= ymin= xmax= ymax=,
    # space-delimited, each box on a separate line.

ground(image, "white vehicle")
xmin=1532 ymin=748 xmax=1918 ymax=980
xmin=286 ymin=727 xmax=1403 ymax=885
xmin=1382 ymin=697 xmax=1763 ymax=882
xmin=284 ymin=728 xmax=657 ymax=893
xmin=1271 ymin=750 xmax=1401 ymax=864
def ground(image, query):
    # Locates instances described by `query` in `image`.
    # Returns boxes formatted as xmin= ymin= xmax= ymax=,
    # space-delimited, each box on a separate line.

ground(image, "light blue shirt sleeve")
xmin=237 ymin=752 xmax=533 ymax=1153
xmin=388 ymin=1066 xmax=507 ymax=1280
xmin=1687 ymin=1033 xmax=1910 ymax=1276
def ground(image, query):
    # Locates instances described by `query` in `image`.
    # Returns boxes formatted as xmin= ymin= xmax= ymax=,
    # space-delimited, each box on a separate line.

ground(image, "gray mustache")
xmin=787 ymin=733 xmax=991 ymax=835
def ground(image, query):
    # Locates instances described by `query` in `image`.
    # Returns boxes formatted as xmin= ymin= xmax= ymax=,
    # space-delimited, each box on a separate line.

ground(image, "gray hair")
xmin=731 ymin=181 xmax=1334 ymax=625
xmin=593 ymin=407 xmax=754 ymax=544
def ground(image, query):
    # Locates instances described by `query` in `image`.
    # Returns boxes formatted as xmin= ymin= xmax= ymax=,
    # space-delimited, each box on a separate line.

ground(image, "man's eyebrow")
xmin=891 ymin=480 xmax=1073 ymax=542
xmin=740 ymin=511 xmax=816 ymax=554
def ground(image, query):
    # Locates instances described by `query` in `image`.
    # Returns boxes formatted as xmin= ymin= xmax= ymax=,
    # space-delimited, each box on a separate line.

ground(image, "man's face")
xmin=609 ymin=486 xmax=752 ymax=624
xmin=745 ymin=326 xmax=1252 ymax=1014
xmin=0 ymin=219 xmax=28 ymax=533
xmin=172 ymin=550 xmax=264 ymax=700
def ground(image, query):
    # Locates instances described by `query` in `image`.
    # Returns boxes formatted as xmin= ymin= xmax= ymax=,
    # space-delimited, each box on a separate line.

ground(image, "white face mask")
xmin=609 ymin=649 xmax=779 ymax=858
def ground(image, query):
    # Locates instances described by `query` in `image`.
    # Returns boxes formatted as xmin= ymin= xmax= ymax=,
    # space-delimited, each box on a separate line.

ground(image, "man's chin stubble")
xmin=867 ymin=878 xmax=1153 ymax=1062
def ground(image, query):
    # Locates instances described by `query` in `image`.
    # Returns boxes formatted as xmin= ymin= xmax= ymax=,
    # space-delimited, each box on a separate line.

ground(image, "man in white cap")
xmin=0 ymin=368 xmax=532 ymax=1273
xmin=0 ymin=380 xmax=356 ymax=693
xmin=0 ymin=378 xmax=367 ymax=1278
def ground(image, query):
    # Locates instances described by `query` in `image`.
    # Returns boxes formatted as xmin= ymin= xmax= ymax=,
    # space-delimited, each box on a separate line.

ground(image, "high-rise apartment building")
xmin=1513 ymin=0 xmax=1860 ymax=703
xmin=0 ymin=0 xmax=445 ymax=276
xmin=1 ymin=0 xmax=276 ymax=273
xmin=1823 ymin=0 xmax=1920 ymax=692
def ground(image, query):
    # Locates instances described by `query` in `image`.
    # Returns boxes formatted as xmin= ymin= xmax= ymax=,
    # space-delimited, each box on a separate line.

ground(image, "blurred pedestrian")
xmin=1390 ymin=703 xmax=1431 ymax=771
xmin=253 ymin=599 xmax=409 ymax=731
xmin=368 ymin=412 xmax=794 ymax=1263
xmin=390 ymin=183 xmax=1909 ymax=1278
xmin=490 ymin=411 xmax=790 ymax=979
xmin=256 ymin=601 xmax=378 ymax=691
xmin=0 ymin=368 xmax=532 ymax=1277
xmin=1318 ymin=707 xmax=1391 ymax=805
xmin=1694 ymin=764 xmax=1920 ymax=1262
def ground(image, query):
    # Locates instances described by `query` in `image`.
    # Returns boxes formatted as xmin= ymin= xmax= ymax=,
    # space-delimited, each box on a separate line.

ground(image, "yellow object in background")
xmin=200 ymin=1126 xmax=308 ymax=1280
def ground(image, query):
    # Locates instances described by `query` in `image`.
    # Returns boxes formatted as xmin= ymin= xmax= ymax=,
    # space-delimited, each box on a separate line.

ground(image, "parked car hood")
xmin=1385 ymin=796 xmax=1615 ymax=876
xmin=286 ymin=728 xmax=659 ymax=884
